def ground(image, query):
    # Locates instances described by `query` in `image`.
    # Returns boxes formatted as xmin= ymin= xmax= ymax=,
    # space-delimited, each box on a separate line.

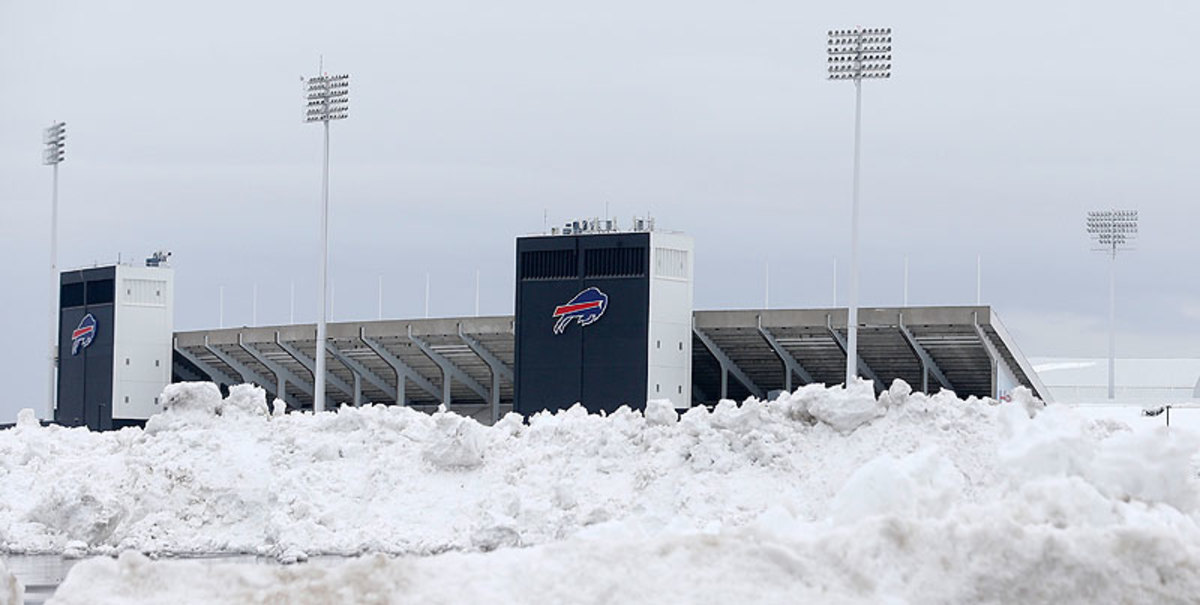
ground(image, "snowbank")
xmin=5 ymin=379 xmax=1200 ymax=601
xmin=49 ymin=502 xmax=1200 ymax=605
xmin=0 ymin=559 xmax=20 ymax=605
xmin=4 ymin=378 xmax=990 ymax=560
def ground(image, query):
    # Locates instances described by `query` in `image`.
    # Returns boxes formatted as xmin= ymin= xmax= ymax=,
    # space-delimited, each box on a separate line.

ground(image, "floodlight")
xmin=1086 ymin=208 xmax=1139 ymax=400
xmin=303 ymin=68 xmax=351 ymax=413
xmin=43 ymin=120 xmax=67 ymax=419
xmin=42 ymin=122 xmax=66 ymax=165
xmin=826 ymin=26 xmax=892 ymax=388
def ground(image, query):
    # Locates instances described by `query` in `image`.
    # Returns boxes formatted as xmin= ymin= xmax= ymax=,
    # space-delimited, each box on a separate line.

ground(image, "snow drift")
xmin=4 ymin=379 xmax=1200 ymax=602
xmin=0 ymin=558 xmax=19 ymax=605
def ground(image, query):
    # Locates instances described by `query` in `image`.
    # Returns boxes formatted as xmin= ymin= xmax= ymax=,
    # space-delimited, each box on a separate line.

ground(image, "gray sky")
xmin=2 ymin=0 xmax=1198 ymax=422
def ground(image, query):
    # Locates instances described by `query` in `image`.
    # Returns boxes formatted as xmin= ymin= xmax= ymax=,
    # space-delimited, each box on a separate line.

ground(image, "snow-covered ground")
xmin=3 ymin=380 xmax=1200 ymax=603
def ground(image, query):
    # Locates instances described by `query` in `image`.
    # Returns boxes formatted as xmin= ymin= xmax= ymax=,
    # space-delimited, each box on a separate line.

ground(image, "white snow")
xmin=0 ymin=558 xmax=20 ymax=605
xmin=3 ymin=379 xmax=1200 ymax=602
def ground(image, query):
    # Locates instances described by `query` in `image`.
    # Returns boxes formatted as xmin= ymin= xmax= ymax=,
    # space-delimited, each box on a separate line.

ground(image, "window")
xmin=61 ymin=283 xmax=85 ymax=308
xmin=655 ymin=248 xmax=688 ymax=279
xmin=125 ymin=279 xmax=167 ymax=307
xmin=520 ymin=249 xmax=577 ymax=280
xmin=585 ymin=247 xmax=645 ymax=277
xmin=86 ymin=279 xmax=115 ymax=305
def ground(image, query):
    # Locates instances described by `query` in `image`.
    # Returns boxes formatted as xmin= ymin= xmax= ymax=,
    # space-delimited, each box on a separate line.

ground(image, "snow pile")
xmin=4 ymin=379 xmax=1008 ymax=560
xmin=0 ymin=559 xmax=20 ymax=605
xmin=50 ymin=499 xmax=1200 ymax=604
xmin=6 ymin=379 xmax=1200 ymax=601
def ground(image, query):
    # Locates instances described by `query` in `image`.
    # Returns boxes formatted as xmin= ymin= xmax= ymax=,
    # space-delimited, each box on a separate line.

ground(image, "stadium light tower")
xmin=303 ymin=69 xmax=349 ymax=413
xmin=827 ymin=27 xmax=892 ymax=388
xmin=44 ymin=121 xmax=66 ymax=419
xmin=1087 ymin=209 xmax=1138 ymax=400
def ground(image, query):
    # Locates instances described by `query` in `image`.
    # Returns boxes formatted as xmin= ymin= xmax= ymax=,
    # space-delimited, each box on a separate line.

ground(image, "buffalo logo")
xmin=71 ymin=313 xmax=97 ymax=356
xmin=552 ymin=287 xmax=608 ymax=334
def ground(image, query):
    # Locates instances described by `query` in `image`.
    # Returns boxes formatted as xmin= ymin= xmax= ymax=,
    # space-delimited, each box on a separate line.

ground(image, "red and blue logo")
xmin=552 ymin=287 xmax=608 ymax=334
xmin=71 ymin=313 xmax=97 ymax=356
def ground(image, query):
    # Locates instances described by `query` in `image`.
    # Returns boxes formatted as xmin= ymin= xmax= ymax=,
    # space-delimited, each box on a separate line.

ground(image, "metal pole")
xmin=846 ymin=77 xmax=862 ymax=387
xmin=219 ymin=286 xmax=225 ymax=328
xmin=289 ymin=281 xmax=295 ymax=324
xmin=424 ymin=273 xmax=430 ymax=319
xmin=1108 ymin=246 xmax=1115 ymax=399
xmin=764 ymin=261 xmax=770 ymax=309
xmin=47 ymin=162 xmax=59 ymax=419
xmin=475 ymin=269 xmax=480 ymax=317
xmin=828 ymin=26 xmax=890 ymax=388
xmin=976 ymin=255 xmax=982 ymax=305
xmin=832 ymin=258 xmax=837 ymax=306
xmin=315 ymin=119 xmax=330 ymax=413
xmin=378 ymin=274 xmax=383 ymax=320
xmin=903 ymin=255 xmax=909 ymax=306
xmin=1086 ymin=209 xmax=1136 ymax=401
xmin=252 ymin=284 xmax=258 ymax=327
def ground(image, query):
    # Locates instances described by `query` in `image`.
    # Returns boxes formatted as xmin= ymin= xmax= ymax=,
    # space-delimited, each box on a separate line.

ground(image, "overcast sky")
xmin=2 ymin=0 xmax=1198 ymax=422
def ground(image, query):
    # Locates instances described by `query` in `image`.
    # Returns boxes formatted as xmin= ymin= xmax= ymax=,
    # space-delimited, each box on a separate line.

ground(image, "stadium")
xmin=52 ymin=221 xmax=1046 ymax=431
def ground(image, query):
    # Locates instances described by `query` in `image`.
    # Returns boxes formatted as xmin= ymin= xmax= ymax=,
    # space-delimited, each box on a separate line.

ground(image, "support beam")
xmin=826 ymin=315 xmax=883 ymax=393
xmin=174 ymin=340 xmax=239 ymax=388
xmin=325 ymin=341 xmax=398 ymax=405
xmin=237 ymin=336 xmax=314 ymax=405
xmin=359 ymin=330 xmax=442 ymax=404
xmin=172 ymin=362 xmax=207 ymax=383
xmin=203 ymin=340 xmax=266 ymax=388
xmin=204 ymin=337 xmax=299 ymax=410
xmin=238 ymin=340 xmax=312 ymax=396
xmin=458 ymin=325 xmax=514 ymax=424
xmin=457 ymin=327 xmax=514 ymax=384
xmin=408 ymin=326 xmax=491 ymax=404
xmin=973 ymin=313 xmax=1007 ymax=399
xmin=274 ymin=333 xmax=356 ymax=403
xmin=898 ymin=314 xmax=953 ymax=394
xmin=756 ymin=316 xmax=814 ymax=391
xmin=692 ymin=325 xmax=765 ymax=400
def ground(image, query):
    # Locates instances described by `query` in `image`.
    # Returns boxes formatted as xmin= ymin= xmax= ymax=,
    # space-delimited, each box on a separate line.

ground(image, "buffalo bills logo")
xmin=552 ymin=287 xmax=608 ymax=334
xmin=71 ymin=313 xmax=97 ymax=356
